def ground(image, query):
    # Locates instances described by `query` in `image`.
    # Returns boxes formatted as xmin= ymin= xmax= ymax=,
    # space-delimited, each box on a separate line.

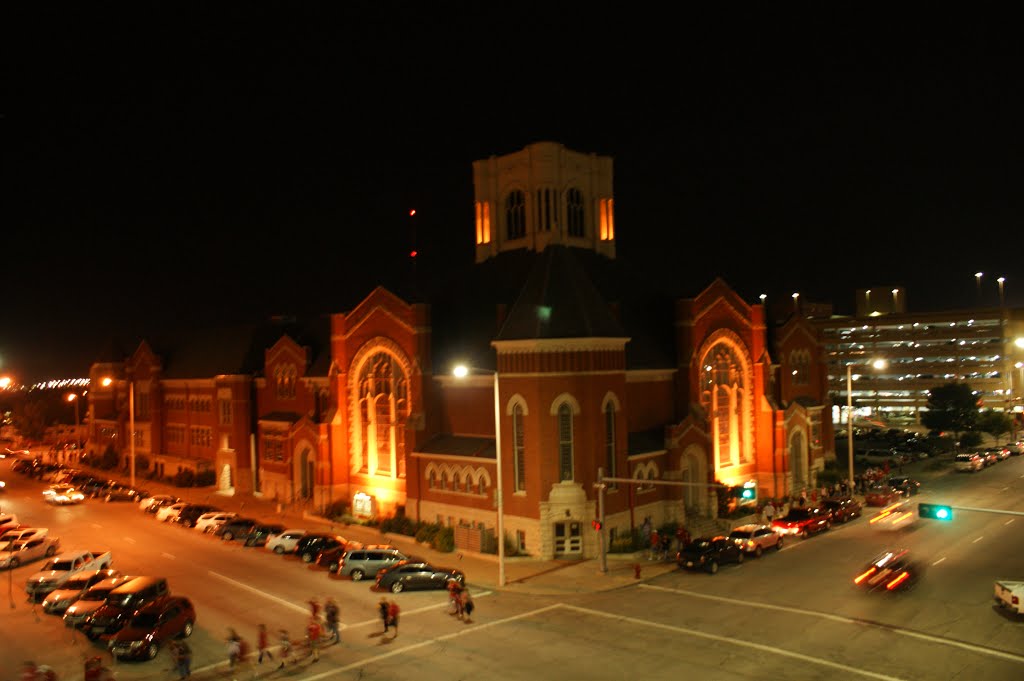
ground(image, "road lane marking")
xmin=161 ymin=552 xmax=175 ymax=559
xmin=208 ymin=571 xmax=310 ymax=615
xmin=1005 ymin=519 xmax=1015 ymax=526
xmin=932 ymin=557 xmax=946 ymax=566
xmin=561 ymin=604 xmax=907 ymax=681
xmin=123 ymin=537 xmax=135 ymax=544
xmin=1002 ymin=487 xmax=1009 ymax=491
xmin=641 ymin=584 xmax=1024 ymax=663
xmin=972 ymin=536 xmax=984 ymax=543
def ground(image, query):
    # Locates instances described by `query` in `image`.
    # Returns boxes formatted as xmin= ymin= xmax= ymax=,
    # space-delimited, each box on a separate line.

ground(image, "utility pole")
xmin=595 ymin=468 xmax=607 ymax=574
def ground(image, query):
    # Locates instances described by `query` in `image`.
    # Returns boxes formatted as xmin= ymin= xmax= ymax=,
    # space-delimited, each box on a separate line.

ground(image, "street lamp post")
xmin=453 ymin=364 xmax=505 ymax=587
xmin=998 ymin=277 xmax=1006 ymax=308
xmin=846 ymin=359 xmax=887 ymax=494
xmin=975 ymin=272 xmax=983 ymax=303
xmin=66 ymin=393 xmax=80 ymax=460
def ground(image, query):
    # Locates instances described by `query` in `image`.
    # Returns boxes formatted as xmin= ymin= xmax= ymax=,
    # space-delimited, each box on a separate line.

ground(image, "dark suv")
xmin=821 ymin=496 xmax=862 ymax=523
xmin=108 ymin=595 xmax=196 ymax=660
xmin=175 ymin=504 xmax=220 ymax=528
xmin=294 ymin=533 xmax=348 ymax=563
xmin=82 ymin=576 xmax=169 ymax=640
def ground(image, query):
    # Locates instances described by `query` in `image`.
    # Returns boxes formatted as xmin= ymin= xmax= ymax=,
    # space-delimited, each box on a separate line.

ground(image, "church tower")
xmin=472 ymin=141 xmax=616 ymax=263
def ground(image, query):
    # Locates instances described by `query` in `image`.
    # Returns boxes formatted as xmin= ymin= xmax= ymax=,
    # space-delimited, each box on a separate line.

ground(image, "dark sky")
xmin=5 ymin=6 xmax=1024 ymax=384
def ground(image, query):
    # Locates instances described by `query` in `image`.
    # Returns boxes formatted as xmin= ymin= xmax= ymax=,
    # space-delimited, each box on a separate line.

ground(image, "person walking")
xmin=378 ymin=596 xmax=390 ymax=634
xmin=257 ymin=623 xmax=273 ymax=664
xmin=226 ymin=628 xmax=242 ymax=670
xmin=324 ymin=597 xmax=340 ymax=645
xmin=461 ymin=588 xmax=475 ymax=623
xmin=305 ymin=617 xmax=322 ymax=662
xmin=763 ymin=500 xmax=775 ymax=526
xmin=276 ymin=630 xmax=293 ymax=670
xmin=447 ymin=578 xmax=464 ymax=618
xmin=308 ymin=596 xmax=321 ymax=622
xmin=174 ymin=640 xmax=192 ymax=679
xmin=649 ymin=528 xmax=660 ymax=561
xmin=387 ymin=599 xmax=400 ymax=637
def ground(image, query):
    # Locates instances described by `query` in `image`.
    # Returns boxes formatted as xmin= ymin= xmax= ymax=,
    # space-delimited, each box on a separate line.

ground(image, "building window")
xmin=428 ymin=470 xmax=437 ymax=489
xmin=219 ymin=399 xmax=232 ymax=426
xmin=604 ymin=403 xmax=617 ymax=488
xmin=357 ymin=352 xmax=408 ymax=476
xmin=513 ymin=403 xmax=526 ymax=492
xmin=505 ymin=190 xmax=526 ymax=240
xmin=262 ymin=437 xmax=284 ymax=462
xmin=566 ymin=188 xmax=584 ymax=237
xmin=558 ymin=402 xmax=574 ymax=481
xmin=536 ymin=187 xmax=559 ymax=232
xmin=136 ymin=391 xmax=150 ymax=420
xmin=475 ymin=201 xmax=491 ymax=244
xmin=275 ymin=364 xmax=297 ymax=399
xmin=599 ymin=198 xmax=615 ymax=240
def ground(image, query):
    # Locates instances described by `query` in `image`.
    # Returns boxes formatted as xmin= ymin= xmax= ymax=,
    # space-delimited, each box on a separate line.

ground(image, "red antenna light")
xmin=409 ymin=209 xmax=417 ymax=217
xmin=409 ymin=250 xmax=418 ymax=258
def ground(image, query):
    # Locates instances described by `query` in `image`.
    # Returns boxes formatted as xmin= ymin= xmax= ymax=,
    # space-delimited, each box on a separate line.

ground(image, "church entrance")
xmin=553 ymin=521 xmax=582 ymax=557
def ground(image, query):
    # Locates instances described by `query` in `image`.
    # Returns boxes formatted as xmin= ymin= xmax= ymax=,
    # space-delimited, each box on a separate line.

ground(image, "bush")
xmin=415 ymin=523 xmax=441 ymax=544
xmin=135 ymin=454 xmax=150 ymax=473
xmin=431 ymin=526 xmax=455 ymax=552
xmin=173 ymin=469 xmax=195 ymax=487
xmin=380 ymin=514 xmax=420 ymax=536
xmin=195 ymin=470 xmax=216 ymax=487
xmin=100 ymin=444 xmax=119 ymax=470
xmin=325 ymin=500 xmax=349 ymax=520
xmin=959 ymin=431 xmax=983 ymax=448
xmin=609 ymin=528 xmax=645 ymax=553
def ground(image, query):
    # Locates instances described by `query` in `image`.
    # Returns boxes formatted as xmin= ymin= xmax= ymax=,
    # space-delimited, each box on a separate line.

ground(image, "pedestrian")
xmin=461 ymin=587 xmax=475 ymax=623
xmin=226 ymin=628 xmax=241 ymax=669
xmin=257 ymin=623 xmax=273 ymax=663
xmin=176 ymin=640 xmax=193 ymax=679
xmin=378 ymin=596 xmax=390 ymax=634
xmin=799 ymin=490 xmax=807 ymax=507
xmin=447 ymin=578 xmax=464 ymax=618
xmin=306 ymin=617 xmax=321 ymax=662
xmin=659 ymin=533 xmax=670 ymax=561
xmin=276 ymin=630 xmax=293 ymax=670
xmin=324 ymin=597 xmax=340 ymax=644
xmin=387 ymin=599 xmax=400 ymax=637
xmin=640 ymin=516 xmax=652 ymax=551
xmin=763 ymin=500 xmax=775 ymax=525
xmin=308 ymin=596 xmax=321 ymax=622
xmin=649 ymin=528 xmax=660 ymax=560
xmin=676 ymin=526 xmax=691 ymax=551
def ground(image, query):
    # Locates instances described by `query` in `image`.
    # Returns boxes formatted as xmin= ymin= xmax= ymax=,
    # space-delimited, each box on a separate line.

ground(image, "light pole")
xmin=792 ymin=292 xmax=799 ymax=315
xmin=891 ymin=288 xmax=899 ymax=313
xmin=66 ymin=393 xmax=80 ymax=460
xmin=975 ymin=272 xmax=983 ymax=303
xmin=846 ymin=359 xmax=886 ymax=494
xmin=102 ymin=376 xmax=135 ymax=488
xmin=453 ymin=364 xmax=505 ymax=587
xmin=998 ymin=277 xmax=1006 ymax=308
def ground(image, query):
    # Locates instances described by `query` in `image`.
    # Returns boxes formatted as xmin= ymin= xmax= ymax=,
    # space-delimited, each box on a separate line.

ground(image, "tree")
xmin=976 ymin=409 xmax=1014 ymax=440
xmin=920 ymin=383 xmax=978 ymax=440
xmin=11 ymin=399 xmax=49 ymax=441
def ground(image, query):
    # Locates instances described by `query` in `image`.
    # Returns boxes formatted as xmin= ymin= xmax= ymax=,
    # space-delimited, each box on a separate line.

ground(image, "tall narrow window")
xmin=558 ymin=403 xmax=574 ymax=481
xmin=358 ymin=352 xmax=409 ymax=476
xmin=506 ymin=190 xmax=526 ymax=239
xmin=475 ymin=201 xmax=491 ymax=244
xmin=567 ymin=188 xmax=584 ymax=237
xmin=604 ymin=403 xmax=617 ymax=487
xmin=599 ymin=198 xmax=615 ymax=240
xmin=513 ymin=404 xmax=526 ymax=492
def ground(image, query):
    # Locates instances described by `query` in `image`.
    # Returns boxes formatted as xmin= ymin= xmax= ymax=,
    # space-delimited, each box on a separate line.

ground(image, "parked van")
xmin=82 ymin=576 xmax=169 ymax=639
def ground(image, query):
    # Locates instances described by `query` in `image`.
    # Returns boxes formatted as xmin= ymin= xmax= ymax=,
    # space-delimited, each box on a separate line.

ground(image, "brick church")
xmin=86 ymin=141 xmax=833 ymax=560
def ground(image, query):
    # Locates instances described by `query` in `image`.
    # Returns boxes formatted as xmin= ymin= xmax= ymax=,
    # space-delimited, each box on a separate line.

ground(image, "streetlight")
xmin=846 ymin=359 xmax=887 ymax=494
xmin=891 ymin=288 xmax=899 ymax=313
xmin=66 ymin=393 xmax=80 ymax=460
xmin=102 ymin=376 xmax=135 ymax=488
xmin=792 ymin=292 xmax=799 ymax=314
xmin=453 ymin=364 xmax=505 ymax=587
xmin=975 ymin=272 xmax=983 ymax=302
xmin=998 ymin=277 xmax=1006 ymax=307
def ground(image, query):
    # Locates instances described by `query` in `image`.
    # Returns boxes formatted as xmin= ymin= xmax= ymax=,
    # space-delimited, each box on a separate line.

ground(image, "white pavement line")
xmin=343 ymin=590 xmax=495 ymax=629
xmin=972 ymin=536 xmax=984 ymax=543
xmin=90 ymin=523 xmax=102 ymax=529
xmin=208 ymin=571 xmax=310 ymax=615
xmin=641 ymin=584 xmax=1024 ymax=664
xmin=1002 ymin=487 xmax=1009 ymax=492
xmin=563 ymin=604 xmax=906 ymax=681
xmin=932 ymin=557 xmax=946 ymax=566
xmin=1005 ymin=519 xmax=1015 ymax=526
xmin=124 ymin=537 xmax=136 ymax=544
xmin=301 ymin=604 xmax=563 ymax=681
xmin=160 ymin=552 xmax=175 ymax=559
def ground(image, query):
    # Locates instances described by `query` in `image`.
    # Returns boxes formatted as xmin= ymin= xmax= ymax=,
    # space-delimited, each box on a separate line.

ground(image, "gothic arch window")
xmin=357 ymin=351 xmax=409 ymax=477
xmin=566 ymin=187 xmax=584 ymax=237
xmin=789 ymin=349 xmax=811 ymax=386
xmin=428 ymin=469 xmax=437 ymax=489
xmin=700 ymin=340 xmax=752 ymax=469
xmin=505 ymin=190 xmax=526 ymax=240
xmin=275 ymin=363 xmax=297 ymax=399
xmin=441 ymin=471 xmax=449 ymax=490
xmin=557 ymin=402 xmax=574 ymax=481
xmin=604 ymin=402 xmax=617 ymax=488
xmin=512 ymin=403 xmax=526 ymax=492
xmin=453 ymin=472 xmax=461 ymax=491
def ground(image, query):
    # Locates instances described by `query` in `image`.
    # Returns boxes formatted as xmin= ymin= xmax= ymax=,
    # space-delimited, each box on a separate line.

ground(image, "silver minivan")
xmin=336 ymin=547 xmax=406 ymax=581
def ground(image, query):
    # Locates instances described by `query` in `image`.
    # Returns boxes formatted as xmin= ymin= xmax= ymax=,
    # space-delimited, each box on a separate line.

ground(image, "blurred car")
xmin=770 ymin=506 xmax=832 ymax=539
xmin=194 ymin=511 xmax=236 ymax=534
xmin=108 ymin=595 xmax=195 ymax=661
xmin=295 ymin=533 xmax=349 ymax=563
xmin=215 ymin=517 xmax=260 ymax=541
xmin=145 ymin=496 xmax=182 ymax=515
xmin=820 ymin=496 xmax=862 ymax=523
xmin=0 ymin=535 xmax=60 ymax=569
xmin=985 ymin=446 xmax=1011 ymax=462
xmin=374 ymin=558 xmax=465 ymax=593
xmin=81 ymin=576 xmax=170 ymax=640
xmin=886 ymin=476 xmax=921 ymax=497
xmin=954 ymin=452 xmax=984 ymax=472
xmin=43 ymin=484 xmax=86 ymax=505
xmin=265 ymin=528 xmax=307 ymax=554
xmin=0 ymin=527 xmax=48 ymax=551
xmin=174 ymin=504 xmax=221 ymax=528
xmin=103 ymin=485 xmax=148 ymax=503
xmin=864 ymin=484 xmax=903 ymax=507
xmin=63 ymin=575 xmax=140 ymax=628
xmin=139 ymin=494 xmax=178 ymax=512
xmin=728 ymin=524 xmax=783 ymax=557
xmin=677 ymin=536 xmax=745 ymax=573
xmin=243 ymin=523 xmax=286 ymax=548
xmin=1003 ymin=441 xmax=1024 ymax=456
xmin=853 ymin=548 xmax=923 ymax=592
xmin=156 ymin=502 xmax=188 ymax=523
xmin=0 ymin=513 xmax=19 ymax=532
xmin=980 ymin=449 xmax=1000 ymax=467
xmin=868 ymin=502 xmax=918 ymax=532
xmin=41 ymin=568 xmax=121 ymax=614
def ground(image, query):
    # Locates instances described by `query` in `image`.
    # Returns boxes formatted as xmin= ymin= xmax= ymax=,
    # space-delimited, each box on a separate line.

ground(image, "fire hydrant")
xmin=634 ymin=563 xmax=642 ymax=579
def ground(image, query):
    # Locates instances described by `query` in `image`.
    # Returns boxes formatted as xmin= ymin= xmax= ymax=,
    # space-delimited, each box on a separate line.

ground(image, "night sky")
xmin=5 ymin=6 xmax=1023 ymax=384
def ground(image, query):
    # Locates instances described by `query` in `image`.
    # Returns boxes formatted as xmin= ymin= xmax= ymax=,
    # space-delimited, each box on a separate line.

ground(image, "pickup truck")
xmin=994 ymin=580 xmax=1024 ymax=616
xmin=0 ymin=535 xmax=60 ymax=569
xmin=25 ymin=549 xmax=113 ymax=599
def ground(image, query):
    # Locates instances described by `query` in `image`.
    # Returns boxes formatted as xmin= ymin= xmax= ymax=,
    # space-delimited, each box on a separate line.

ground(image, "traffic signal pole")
xmin=596 ymin=467 xmax=607 ymax=574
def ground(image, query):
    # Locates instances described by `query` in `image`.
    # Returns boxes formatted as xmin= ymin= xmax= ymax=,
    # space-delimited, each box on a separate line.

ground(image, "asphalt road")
xmin=1 ymin=454 xmax=1022 ymax=681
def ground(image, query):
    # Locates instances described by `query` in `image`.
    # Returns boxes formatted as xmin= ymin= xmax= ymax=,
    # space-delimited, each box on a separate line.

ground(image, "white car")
xmin=0 ymin=527 xmax=48 ymax=552
xmin=43 ymin=484 xmax=85 ymax=505
xmin=194 ymin=512 xmax=237 ymax=534
xmin=138 ymin=494 xmax=177 ymax=512
xmin=156 ymin=502 xmax=188 ymax=523
xmin=265 ymin=529 xmax=308 ymax=554
xmin=0 ymin=513 xmax=18 ymax=532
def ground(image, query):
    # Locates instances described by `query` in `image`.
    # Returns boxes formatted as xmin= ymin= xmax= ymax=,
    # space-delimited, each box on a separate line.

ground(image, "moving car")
xmin=728 ymin=525 xmax=782 ymax=557
xmin=1003 ymin=441 xmax=1024 ymax=456
xmin=374 ymin=558 xmax=465 ymax=593
xmin=107 ymin=595 xmax=195 ymax=660
xmin=41 ymin=568 xmax=121 ymax=614
xmin=868 ymin=502 xmax=918 ymax=531
xmin=853 ymin=548 xmax=923 ymax=592
xmin=979 ymin=449 xmax=1000 ymax=467
xmin=103 ymin=485 xmax=148 ymax=502
xmin=677 ymin=536 xmax=744 ymax=574
xmin=955 ymin=452 xmax=984 ymax=472
xmin=43 ymin=484 xmax=85 ymax=505
xmin=771 ymin=506 xmax=832 ymax=539
xmin=0 ymin=513 xmax=19 ymax=532
xmin=820 ymin=496 xmax=862 ymax=523
xmin=864 ymin=484 xmax=903 ymax=507
xmin=985 ymin=446 xmax=1012 ymax=462
xmin=886 ymin=476 xmax=921 ymax=497
xmin=265 ymin=529 xmax=307 ymax=554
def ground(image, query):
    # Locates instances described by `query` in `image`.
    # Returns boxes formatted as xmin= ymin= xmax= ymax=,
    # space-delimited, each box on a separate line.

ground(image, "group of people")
xmin=641 ymin=517 xmax=692 ymax=560
xmin=445 ymin=578 xmax=475 ymax=622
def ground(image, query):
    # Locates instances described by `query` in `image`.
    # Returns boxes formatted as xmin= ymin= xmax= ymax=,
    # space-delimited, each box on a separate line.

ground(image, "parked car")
xmin=771 ymin=506 xmax=832 ymax=539
xmin=139 ymin=494 xmax=178 ymax=512
xmin=0 ymin=535 xmax=60 ymax=569
xmin=0 ymin=513 xmax=19 ymax=532
xmin=215 ymin=517 xmax=260 ymax=541
xmin=979 ymin=449 xmax=1000 ymax=467
xmin=1002 ymin=441 xmax=1024 ymax=456
xmin=864 ymin=484 xmax=903 ymax=507
xmin=243 ymin=523 xmax=286 ymax=548
xmin=175 ymin=504 xmax=221 ymax=528
xmin=156 ymin=502 xmax=188 ymax=523
xmin=63 ymin=575 xmax=140 ymax=628
xmin=82 ymin=576 xmax=170 ymax=640
xmin=868 ymin=502 xmax=918 ymax=532
xmin=728 ymin=524 xmax=782 ymax=557
xmin=295 ymin=533 xmax=349 ymax=563
xmin=820 ymin=496 xmax=862 ymax=523
xmin=337 ymin=547 xmax=407 ymax=581
xmin=955 ymin=452 xmax=984 ymax=472
xmin=265 ymin=529 xmax=307 ymax=554
xmin=853 ymin=548 xmax=923 ymax=592
xmin=886 ymin=476 xmax=921 ymax=497
xmin=104 ymin=485 xmax=148 ymax=503
xmin=0 ymin=527 xmax=48 ymax=551
xmin=374 ymin=558 xmax=465 ymax=593
xmin=43 ymin=483 xmax=86 ymax=505
xmin=194 ymin=511 xmax=236 ymax=534
xmin=145 ymin=496 xmax=182 ymax=515
xmin=677 ymin=536 xmax=745 ymax=574
xmin=107 ymin=595 xmax=195 ymax=660
xmin=41 ymin=568 xmax=121 ymax=614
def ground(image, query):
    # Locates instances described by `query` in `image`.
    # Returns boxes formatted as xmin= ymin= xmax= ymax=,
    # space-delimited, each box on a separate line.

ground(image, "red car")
xmin=770 ymin=506 xmax=832 ymax=539
xmin=107 ymin=595 xmax=195 ymax=660
xmin=864 ymin=484 xmax=903 ymax=507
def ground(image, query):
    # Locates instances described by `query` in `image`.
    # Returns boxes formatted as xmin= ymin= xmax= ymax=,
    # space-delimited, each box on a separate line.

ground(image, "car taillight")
xmin=854 ymin=567 xmax=876 ymax=584
xmin=886 ymin=572 xmax=910 ymax=590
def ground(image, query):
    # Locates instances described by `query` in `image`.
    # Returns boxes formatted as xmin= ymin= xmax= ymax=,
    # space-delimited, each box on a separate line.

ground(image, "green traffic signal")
xmin=918 ymin=502 xmax=953 ymax=521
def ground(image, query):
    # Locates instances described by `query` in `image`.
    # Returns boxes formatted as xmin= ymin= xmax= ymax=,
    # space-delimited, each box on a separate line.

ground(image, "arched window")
xmin=566 ymin=188 xmax=584 ymax=237
xmin=428 ymin=470 xmax=437 ymax=489
xmin=275 ymin=364 xmax=297 ymax=399
xmin=604 ymin=402 xmax=617 ymax=487
xmin=506 ymin=190 xmax=526 ymax=240
xmin=453 ymin=472 xmax=461 ymax=491
xmin=558 ymin=403 xmax=574 ymax=481
xmin=513 ymin=403 xmax=526 ymax=492
xmin=441 ymin=472 xmax=449 ymax=490
xmin=357 ymin=352 xmax=408 ymax=476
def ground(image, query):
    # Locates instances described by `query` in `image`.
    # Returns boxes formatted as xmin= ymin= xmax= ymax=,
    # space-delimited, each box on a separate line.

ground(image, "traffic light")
xmin=591 ymin=519 xmax=603 ymax=531
xmin=918 ymin=502 xmax=953 ymax=521
xmin=739 ymin=482 xmax=757 ymax=504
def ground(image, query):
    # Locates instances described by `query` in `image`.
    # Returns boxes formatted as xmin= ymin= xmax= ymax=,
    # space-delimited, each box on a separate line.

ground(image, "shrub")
xmin=609 ymin=528 xmax=645 ymax=553
xmin=959 ymin=431 xmax=983 ymax=448
xmin=431 ymin=526 xmax=455 ymax=552
xmin=194 ymin=470 xmax=216 ymax=487
xmin=134 ymin=454 xmax=150 ymax=473
xmin=173 ymin=469 xmax=195 ymax=487
xmin=415 ymin=523 xmax=441 ymax=544
xmin=325 ymin=500 xmax=349 ymax=520
xmin=100 ymin=444 xmax=119 ymax=470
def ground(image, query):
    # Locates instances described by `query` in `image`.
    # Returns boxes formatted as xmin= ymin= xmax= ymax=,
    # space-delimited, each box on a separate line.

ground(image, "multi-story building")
xmin=87 ymin=141 xmax=831 ymax=560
